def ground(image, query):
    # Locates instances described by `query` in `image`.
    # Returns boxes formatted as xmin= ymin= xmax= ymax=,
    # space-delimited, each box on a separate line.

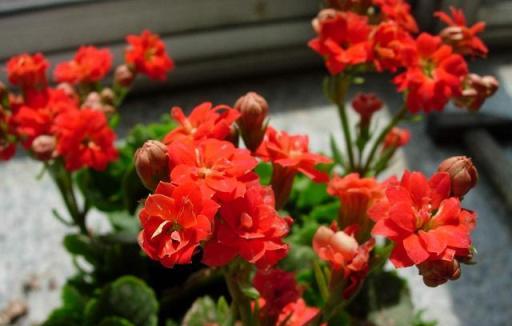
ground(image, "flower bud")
xmin=454 ymin=74 xmax=499 ymax=111
xmin=31 ymin=135 xmax=56 ymax=161
xmin=382 ymin=127 xmax=410 ymax=150
xmin=352 ymin=93 xmax=383 ymax=127
xmin=115 ymin=64 xmax=135 ymax=87
xmin=82 ymin=92 xmax=102 ymax=110
xmin=438 ymin=156 xmax=478 ymax=197
xmin=234 ymin=92 xmax=269 ymax=152
xmin=100 ymin=88 xmax=115 ymax=105
xmin=0 ymin=81 xmax=7 ymax=100
xmin=312 ymin=9 xmax=337 ymax=33
xmin=134 ymin=140 xmax=170 ymax=190
xmin=56 ymin=82 xmax=78 ymax=102
xmin=418 ymin=259 xmax=461 ymax=287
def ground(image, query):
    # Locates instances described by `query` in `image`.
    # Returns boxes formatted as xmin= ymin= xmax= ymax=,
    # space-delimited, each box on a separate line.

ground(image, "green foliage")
xmin=43 ymin=284 xmax=89 ymax=326
xmin=182 ymin=296 xmax=233 ymax=326
xmin=254 ymin=162 xmax=272 ymax=185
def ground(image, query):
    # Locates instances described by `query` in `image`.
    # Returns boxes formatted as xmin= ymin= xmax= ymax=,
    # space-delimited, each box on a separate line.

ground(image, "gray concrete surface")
xmin=1 ymin=53 xmax=512 ymax=325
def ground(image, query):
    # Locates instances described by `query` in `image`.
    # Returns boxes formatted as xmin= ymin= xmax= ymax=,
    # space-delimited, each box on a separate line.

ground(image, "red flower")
xmin=7 ymin=53 xmax=48 ymax=89
xmin=276 ymin=299 xmax=320 ymax=326
xmin=202 ymin=184 xmax=290 ymax=269
xmin=54 ymin=46 xmax=113 ymax=84
xmin=373 ymin=0 xmax=418 ymax=33
xmin=369 ymin=171 xmax=476 ymax=268
xmin=253 ymin=269 xmax=300 ymax=322
xmin=351 ymin=93 xmax=383 ymax=124
xmin=168 ymin=138 xmax=258 ymax=200
xmin=125 ymin=30 xmax=174 ymax=80
xmin=138 ymin=182 xmax=219 ymax=268
xmin=257 ymin=127 xmax=331 ymax=182
xmin=436 ymin=7 xmax=487 ymax=57
xmin=382 ymin=127 xmax=410 ymax=149
xmin=309 ymin=11 xmax=371 ymax=75
xmin=328 ymin=173 xmax=384 ymax=236
xmin=313 ymin=225 xmax=374 ymax=298
xmin=394 ymin=33 xmax=468 ymax=113
xmin=13 ymin=89 xmax=79 ymax=148
xmin=371 ymin=21 xmax=414 ymax=72
xmin=164 ymin=102 xmax=240 ymax=144
xmin=52 ymin=109 xmax=118 ymax=171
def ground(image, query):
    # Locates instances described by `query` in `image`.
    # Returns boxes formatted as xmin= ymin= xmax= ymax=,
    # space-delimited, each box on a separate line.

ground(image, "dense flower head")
xmin=276 ymin=299 xmax=320 ymax=326
xmin=309 ymin=10 xmax=372 ymax=75
xmin=257 ymin=127 xmax=331 ymax=182
xmin=313 ymin=225 xmax=375 ymax=298
xmin=164 ymin=102 xmax=240 ymax=144
xmin=138 ymin=181 xmax=219 ymax=268
xmin=52 ymin=108 xmax=118 ymax=171
xmin=436 ymin=7 xmax=488 ymax=57
xmin=202 ymin=184 xmax=290 ymax=269
xmin=7 ymin=53 xmax=48 ymax=89
xmin=125 ymin=30 xmax=174 ymax=80
xmin=13 ymin=88 xmax=79 ymax=148
xmin=328 ymin=173 xmax=384 ymax=234
xmin=168 ymin=138 xmax=258 ymax=200
xmin=54 ymin=46 xmax=113 ymax=84
xmin=373 ymin=0 xmax=418 ymax=33
xmin=369 ymin=171 xmax=476 ymax=269
xmin=253 ymin=269 xmax=300 ymax=322
xmin=370 ymin=21 xmax=414 ymax=72
xmin=382 ymin=127 xmax=410 ymax=149
xmin=394 ymin=33 xmax=468 ymax=113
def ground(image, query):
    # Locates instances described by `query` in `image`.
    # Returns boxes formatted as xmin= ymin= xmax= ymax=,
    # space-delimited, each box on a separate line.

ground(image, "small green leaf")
xmin=254 ymin=162 xmax=272 ymax=185
xmin=98 ymin=317 xmax=135 ymax=326
xmin=329 ymin=135 xmax=345 ymax=167
xmin=63 ymin=234 xmax=96 ymax=265
xmin=182 ymin=296 xmax=218 ymax=326
xmin=240 ymin=285 xmax=260 ymax=300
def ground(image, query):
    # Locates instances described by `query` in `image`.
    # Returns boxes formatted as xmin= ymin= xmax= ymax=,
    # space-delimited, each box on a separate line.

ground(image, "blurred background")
xmin=1 ymin=0 xmax=512 ymax=325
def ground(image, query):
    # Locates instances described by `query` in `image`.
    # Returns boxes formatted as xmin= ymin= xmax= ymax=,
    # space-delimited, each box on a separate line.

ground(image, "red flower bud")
xmin=31 ymin=135 xmax=56 ymax=161
xmin=100 ymin=88 xmax=115 ymax=105
xmin=454 ymin=74 xmax=499 ymax=111
xmin=82 ymin=92 xmax=102 ymax=110
xmin=438 ymin=156 xmax=478 ymax=197
xmin=114 ymin=64 xmax=135 ymax=87
xmin=382 ymin=127 xmax=410 ymax=150
xmin=234 ymin=92 xmax=268 ymax=152
xmin=418 ymin=259 xmax=461 ymax=287
xmin=134 ymin=140 xmax=170 ymax=190
xmin=56 ymin=82 xmax=79 ymax=102
xmin=351 ymin=93 xmax=383 ymax=126
xmin=311 ymin=8 xmax=337 ymax=33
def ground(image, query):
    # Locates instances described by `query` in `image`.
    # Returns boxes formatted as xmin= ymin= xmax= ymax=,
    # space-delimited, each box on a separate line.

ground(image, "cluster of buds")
xmin=454 ymin=74 xmax=499 ymax=111
xmin=418 ymin=259 xmax=461 ymax=287
xmin=234 ymin=92 xmax=269 ymax=152
xmin=82 ymin=88 xmax=117 ymax=116
xmin=438 ymin=155 xmax=478 ymax=197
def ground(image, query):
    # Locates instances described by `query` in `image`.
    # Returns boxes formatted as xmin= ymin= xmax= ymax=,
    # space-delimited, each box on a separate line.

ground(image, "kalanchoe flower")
xmin=418 ymin=259 xmax=461 ymax=287
xmin=454 ymin=73 xmax=499 ymax=111
xmin=134 ymin=140 xmax=170 ymax=191
xmin=373 ymin=0 xmax=418 ymax=33
xmin=253 ymin=268 xmax=301 ymax=323
xmin=351 ymin=93 xmax=383 ymax=127
xmin=382 ymin=127 xmax=410 ymax=150
xmin=125 ymin=30 xmax=174 ymax=80
xmin=436 ymin=7 xmax=488 ymax=58
xmin=54 ymin=46 xmax=113 ymax=84
xmin=13 ymin=88 xmax=79 ymax=148
xmin=437 ymin=156 xmax=478 ymax=197
xmin=52 ymin=109 xmax=118 ymax=171
xmin=371 ymin=21 xmax=414 ymax=72
xmin=31 ymin=135 xmax=56 ymax=161
xmin=328 ymin=173 xmax=384 ymax=239
xmin=369 ymin=171 xmax=477 ymax=272
xmin=394 ymin=33 xmax=469 ymax=113
xmin=202 ymin=184 xmax=290 ymax=269
xmin=168 ymin=138 xmax=258 ymax=200
xmin=138 ymin=182 xmax=219 ymax=268
xmin=276 ymin=299 xmax=320 ymax=326
xmin=164 ymin=102 xmax=240 ymax=144
xmin=313 ymin=225 xmax=375 ymax=298
xmin=257 ymin=127 xmax=331 ymax=208
xmin=234 ymin=92 xmax=269 ymax=152
xmin=309 ymin=10 xmax=371 ymax=75
xmin=7 ymin=53 xmax=48 ymax=90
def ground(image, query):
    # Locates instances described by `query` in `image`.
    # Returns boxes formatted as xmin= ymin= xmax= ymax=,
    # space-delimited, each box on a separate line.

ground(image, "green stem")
xmin=361 ymin=105 xmax=407 ymax=176
xmin=332 ymin=75 xmax=356 ymax=172
xmin=223 ymin=265 xmax=256 ymax=326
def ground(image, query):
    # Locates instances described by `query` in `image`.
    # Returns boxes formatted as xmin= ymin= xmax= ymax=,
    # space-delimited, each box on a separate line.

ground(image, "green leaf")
xmin=329 ymin=135 xmax=345 ymax=167
xmin=182 ymin=296 xmax=220 ymax=326
xmin=84 ymin=276 xmax=158 ymax=326
xmin=297 ymin=181 xmax=330 ymax=210
xmin=98 ymin=317 xmax=135 ymax=326
xmin=254 ymin=162 xmax=272 ymax=185
xmin=43 ymin=284 xmax=88 ymax=326
xmin=106 ymin=211 xmax=140 ymax=237
xmin=63 ymin=234 xmax=96 ymax=265
xmin=240 ymin=285 xmax=260 ymax=300
xmin=121 ymin=165 xmax=149 ymax=214
xmin=308 ymin=201 xmax=340 ymax=224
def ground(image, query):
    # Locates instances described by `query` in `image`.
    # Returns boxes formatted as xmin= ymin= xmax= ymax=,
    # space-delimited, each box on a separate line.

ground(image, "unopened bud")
xmin=115 ymin=64 xmax=135 ymax=88
xmin=438 ymin=156 xmax=478 ymax=197
xmin=234 ymin=92 xmax=269 ymax=152
xmin=100 ymin=88 xmax=115 ymax=105
xmin=352 ymin=93 xmax=383 ymax=126
xmin=454 ymin=74 xmax=499 ymax=111
xmin=56 ymin=83 xmax=78 ymax=101
xmin=312 ymin=9 xmax=337 ymax=33
xmin=382 ymin=127 xmax=410 ymax=150
xmin=0 ymin=81 xmax=7 ymax=100
xmin=134 ymin=140 xmax=170 ymax=190
xmin=418 ymin=259 xmax=461 ymax=287
xmin=82 ymin=92 xmax=102 ymax=109
xmin=31 ymin=135 xmax=56 ymax=161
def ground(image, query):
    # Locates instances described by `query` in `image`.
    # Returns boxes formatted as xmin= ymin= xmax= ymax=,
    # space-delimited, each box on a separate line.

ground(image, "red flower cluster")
xmin=52 ymin=108 xmax=118 ymax=171
xmin=7 ymin=53 xmax=48 ymax=90
xmin=313 ymin=225 xmax=374 ymax=298
xmin=54 ymin=46 xmax=113 ymax=84
xmin=125 ymin=30 xmax=174 ymax=80
xmin=253 ymin=269 xmax=319 ymax=326
xmin=369 ymin=171 xmax=476 ymax=285
xmin=373 ymin=0 xmax=418 ymax=33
